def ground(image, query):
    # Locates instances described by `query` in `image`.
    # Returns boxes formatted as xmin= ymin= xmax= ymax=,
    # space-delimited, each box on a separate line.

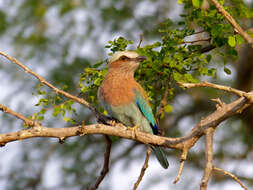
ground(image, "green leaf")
xmin=178 ymin=0 xmax=183 ymax=4
xmin=228 ymin=36 xmax=236 ymax=47
xmin=63 ymin=117 xmax=70 ymax=122
xmin=53 ymin=106 xmax=61 ymax=117
xmin=224 ymin=67 xmax=231 ymax=75
xmin=206 ymin=54 xmax=212 ymax=63
xmin=164 ymin=104 xmax=173 ymax=113
xmin=192 ymin=0 xmax=202 ymax=8
xmin=235 ymin=34 xmax=244 ymax=45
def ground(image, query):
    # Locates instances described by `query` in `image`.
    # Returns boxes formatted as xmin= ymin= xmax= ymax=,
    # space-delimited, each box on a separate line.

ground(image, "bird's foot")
xmin=129 ymin=125 xmax=140 ymax=139
xmin=109 ymin=120 xmax=117 ymax=126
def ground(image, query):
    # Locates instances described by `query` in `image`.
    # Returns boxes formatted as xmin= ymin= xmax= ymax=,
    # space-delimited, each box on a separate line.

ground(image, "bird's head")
xmin=108 ymin=51 xmax=146 ymax=73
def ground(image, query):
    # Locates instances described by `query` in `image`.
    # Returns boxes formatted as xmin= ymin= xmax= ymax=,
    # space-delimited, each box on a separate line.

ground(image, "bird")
xmin=97 ymin=50 xmax=169 ymax=169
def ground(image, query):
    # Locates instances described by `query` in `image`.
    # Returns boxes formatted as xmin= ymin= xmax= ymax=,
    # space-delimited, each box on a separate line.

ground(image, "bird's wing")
xmin=133 ymin=86 xmax=159 ymax=135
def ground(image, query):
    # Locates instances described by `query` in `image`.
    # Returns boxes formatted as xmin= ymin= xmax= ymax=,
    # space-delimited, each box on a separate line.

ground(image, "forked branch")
xmin=0 ymin=52 xmax=251 ymax=190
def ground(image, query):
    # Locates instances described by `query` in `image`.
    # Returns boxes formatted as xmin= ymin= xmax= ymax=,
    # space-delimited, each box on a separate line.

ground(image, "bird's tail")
xmin=151 ymin=146 xmax=169 ymax=169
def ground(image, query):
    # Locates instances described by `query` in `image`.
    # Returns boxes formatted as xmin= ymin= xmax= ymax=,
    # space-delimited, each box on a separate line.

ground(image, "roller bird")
xmin=98 ymin=51 xmax=169 ymax=169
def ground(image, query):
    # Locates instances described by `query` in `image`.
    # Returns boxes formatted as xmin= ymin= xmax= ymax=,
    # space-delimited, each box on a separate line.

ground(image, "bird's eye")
xmin=120 ymin=56 xmax=128 ymax=61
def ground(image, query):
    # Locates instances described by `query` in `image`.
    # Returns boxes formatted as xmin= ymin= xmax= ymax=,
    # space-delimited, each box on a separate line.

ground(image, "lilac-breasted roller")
xmin=97 ymin=51 xmax=169 ymax=169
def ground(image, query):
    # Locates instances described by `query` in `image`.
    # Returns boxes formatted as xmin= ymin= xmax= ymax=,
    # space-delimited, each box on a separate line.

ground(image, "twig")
xmin=213 ymin=167 xmax=248 ymax=190
xmin=0 ymin=103 xmax=35 ymax=127
xmin=187 ymin=30 xmax=206 ymax=36
xmin=210 ymin=0 xmax=253 ymax=48
xmin=200 ymin=128 xmax=214 ymax=190
xmin=178 ymin=81 xmax=247 ymax=97
xmin=174 ymin=148 xmax=188 ymax=184
xmin=88 ymin=135 xmax=111 ymax=190
xmin=0 ymin=51 xmax=99 ymax=117
xmin=182 ymin=38 xmax=211 ymax=44
xmin=137 ymin=33 xmax=143 ymax=48
xmin=199 ymin=45 xmax=216 ymax=53
xmin=133 ymin=147 xmax=151 ymax=190
xmin=157 ymin=83 xmax=170 ymax=123
xmin=193 ymin=30 xmax=206 ymax=35
xmin=179 ymin=81 xmax=253 ymax=103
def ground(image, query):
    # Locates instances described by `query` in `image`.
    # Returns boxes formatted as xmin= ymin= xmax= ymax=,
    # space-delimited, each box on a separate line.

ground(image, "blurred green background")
xmin=0 ymin=0 xmax=252 ymax=190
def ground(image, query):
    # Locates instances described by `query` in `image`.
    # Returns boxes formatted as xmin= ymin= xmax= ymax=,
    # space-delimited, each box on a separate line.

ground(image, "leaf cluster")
xmin=29 ymin=0 xmax=252 ymax=123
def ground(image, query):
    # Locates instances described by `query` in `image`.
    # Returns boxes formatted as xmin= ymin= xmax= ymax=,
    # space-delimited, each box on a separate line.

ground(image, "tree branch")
xmin=213 ymin=167 xmax=248 ymax=190
xmin=0 ymin=50 xmax=252 ymax=189
xmin=182 ymin=38 xmax=211 ymax=44
xmin=0 ymin=103 xmax=35 ymax=127
xmin=200 ymin=128 xmax=214 ymax=190
xmin=178 ymin=81 xmax=247 ymax=97
xmin=133 ymin=147 xmax=151 ymax=190
xmin=88 ymin=135 xmax=111 ymax=190
xmin=210 ymin=0 xmax=253 ymax=48
xmin=174 ymin=148 xmax=188 ymax=184
xmin=0 ymin=94 xmax=250 ymax=151
xmin=0 ymin=51 xmax=103 ymax=120
xmin=157 ymin=81 xmax=170 ymax=123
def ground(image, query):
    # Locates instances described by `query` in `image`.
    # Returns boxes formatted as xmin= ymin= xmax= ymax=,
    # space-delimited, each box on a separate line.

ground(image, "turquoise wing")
xmin=133 ymin=88 xmax=159 ymax=135
xmin=134 ymin=87 xmax=169 ymax=169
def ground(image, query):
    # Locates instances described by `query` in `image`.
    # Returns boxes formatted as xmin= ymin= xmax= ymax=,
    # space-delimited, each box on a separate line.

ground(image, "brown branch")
xmin=0 ymin=51 xmax=101 ymax=118
xmin=187 ymin=30 xmax=206 ymax=36
xmin=137 ymin=33 xmax=143 ymax=48
xmin=0 ymin=94 xmax=250 ymax=152
xmin=173 ymin=147 xmax=189 ymax=184
xmin=0 ymin=103 xmax=35 ymax=127
xmin=174 ymin=148 xmax=188 ymax=184
xmin=178 ymin=81 xmax=247 ymax=97
xmin=0 ymin=122 xmax=181 ymax=149
xmin=199 ymin=45 xmax=216 ymax=53
xmin=133 ymin=146 xmax=151 ymax=190
xmin=182 ymin=38 xmax=211 ymax=44
xmin=200 ymin=128 xmax=214 ymax=190
xmin=213 ymin=167 xmax=248 ymax=190
xmin=210 ymin=0 xmax=253 ymax=48
xmin=88 ymin=135 xmax=111 ymax=190
xmin=179 ymin=81 xmax=253 ymax=104
xmin=157 ymin=82 xmax=170 ymax=123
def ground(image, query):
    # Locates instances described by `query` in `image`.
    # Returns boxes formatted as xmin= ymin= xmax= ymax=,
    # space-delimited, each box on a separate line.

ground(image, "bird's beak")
xmin=135 ymin=56 xmax=146 ymax=62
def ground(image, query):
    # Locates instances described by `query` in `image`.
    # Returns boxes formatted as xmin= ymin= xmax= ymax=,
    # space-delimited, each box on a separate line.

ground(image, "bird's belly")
xmin=109 ymin=103 xmax=153 ymax=134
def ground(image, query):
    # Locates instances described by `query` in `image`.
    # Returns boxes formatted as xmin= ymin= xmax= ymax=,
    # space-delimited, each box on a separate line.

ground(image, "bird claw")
xmin=109 ymin=120 xmax=117 ymax=126
xmin=129 ymin=125 xmax=139 ymax=139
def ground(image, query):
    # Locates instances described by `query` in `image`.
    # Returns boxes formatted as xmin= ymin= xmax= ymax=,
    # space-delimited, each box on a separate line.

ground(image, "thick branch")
xmin=0 ymin=94 xmax=249 ymax=151
xmin=0 ymin=123 xmax=182 ymax=149
xmin=210 ymin=0 xmax=253 ymax=48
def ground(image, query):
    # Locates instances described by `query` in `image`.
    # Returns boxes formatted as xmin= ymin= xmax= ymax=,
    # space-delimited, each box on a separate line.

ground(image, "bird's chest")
xmin=99 ymin=77 xmax=135 ymax=106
